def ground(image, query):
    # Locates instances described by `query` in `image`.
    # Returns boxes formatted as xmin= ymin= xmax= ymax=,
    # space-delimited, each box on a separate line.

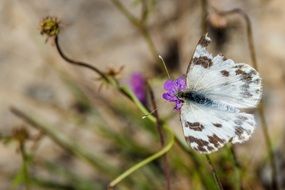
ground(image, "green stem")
xmin=110 ymin=0 xmax=140 ymax=27
xmin=175 ymin=137 xmax=214 ymax=189
xmin=108 ymin=127 xmax=175 ymax=189
xmin=119 ymin=86 xmax=156 ymax=122
xmin=19 ymin=142 xmax=30 ymax=190
xmin=205 ymin=155 xmax=224 ymax=190
xmin=229 ymin=146 xmax=242 ymax=190
xmin=140 ymin=0 xmax=149 ymax=23
xmin=140 ymin=27 xmax=159 ymax=61
xmin=110 ymin=0 xmax=170 ymax=74
xmin=147 ymin=82 xmax=171 ymax=190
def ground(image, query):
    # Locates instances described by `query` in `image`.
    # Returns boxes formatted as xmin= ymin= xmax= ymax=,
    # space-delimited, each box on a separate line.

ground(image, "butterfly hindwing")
xmin=181 ymin=103 xmax=256 ymax=153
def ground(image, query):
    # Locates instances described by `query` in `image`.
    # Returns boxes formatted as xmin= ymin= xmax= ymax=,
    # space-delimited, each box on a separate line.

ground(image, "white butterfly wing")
xmin=180 ymin=34 xmax=262 ymax=153
xmin=181 ymin=102 xmax=255 ymax=153
xmin=187 ymin=35 xmax=262 ymax=109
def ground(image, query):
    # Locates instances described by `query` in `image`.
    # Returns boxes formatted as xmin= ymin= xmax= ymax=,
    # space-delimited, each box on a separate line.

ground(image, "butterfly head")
xmin=162 ymin=76 xmax=187 ymax=110
xmin=176 ymin=91 xmax=186 ymax=100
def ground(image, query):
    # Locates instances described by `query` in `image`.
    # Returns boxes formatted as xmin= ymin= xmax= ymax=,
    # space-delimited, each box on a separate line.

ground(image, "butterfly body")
xmin=177 ymin=91 xmax=239 ymax=113
xmin=163 ymin=34 xmax=262 ymax=154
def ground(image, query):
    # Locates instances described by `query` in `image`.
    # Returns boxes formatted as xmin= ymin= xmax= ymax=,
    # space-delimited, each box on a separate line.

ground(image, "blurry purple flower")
xmin=130 ymin=72 xmax=147 ymax=105
xmin=162 ymin=76 xmax=186 ymax=110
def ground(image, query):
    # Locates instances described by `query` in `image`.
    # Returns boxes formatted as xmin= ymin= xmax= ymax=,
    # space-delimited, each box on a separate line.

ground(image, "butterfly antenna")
xmin=142 ymin=108 xmax=157 ymax=119
xmin=158 ymin=55 xmax=171 ymax=79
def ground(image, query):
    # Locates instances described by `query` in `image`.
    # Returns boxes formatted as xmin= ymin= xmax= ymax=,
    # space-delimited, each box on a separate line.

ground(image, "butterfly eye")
xmin=176 ymin=91 xmax=184 ymax=99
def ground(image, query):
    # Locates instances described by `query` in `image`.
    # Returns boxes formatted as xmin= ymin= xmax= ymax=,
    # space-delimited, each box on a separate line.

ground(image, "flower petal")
xmin=130 ymin=72 xmax=146 ymax=105
xmin=162 ymin=93 xmax=177 ymax=102
xmin=162 ymin=75 xmax=186 ymax=111
xmin=163 ymin=80 xmax=176 ymax=91
xmin=174 ymin=100 xmax=183 ymax=110
xmin=176 ymin=76 xmax=186 ymax=90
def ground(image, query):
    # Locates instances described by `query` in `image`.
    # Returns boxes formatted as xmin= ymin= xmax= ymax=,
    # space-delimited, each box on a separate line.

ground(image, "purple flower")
xmin=162 ymin=76 xmax=186 ymax=110
xmin=130 ymin=72 xmax=147 ymax=105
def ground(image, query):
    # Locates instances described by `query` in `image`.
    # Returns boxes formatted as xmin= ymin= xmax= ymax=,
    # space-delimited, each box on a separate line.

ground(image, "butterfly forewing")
xmin=181 ymin=34 xmax=262 ymax=153
xmin=187 ymin=35 xmax=262 ymax=108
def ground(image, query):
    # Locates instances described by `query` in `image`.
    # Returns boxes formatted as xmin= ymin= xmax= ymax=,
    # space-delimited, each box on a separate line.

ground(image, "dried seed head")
xmin=12 ymin=127 xmax=29 ymax=143
xmin=106 ymin=65 xmax=124 ymax=77
xmin=40 ymin=16 xmax=60 ymax=38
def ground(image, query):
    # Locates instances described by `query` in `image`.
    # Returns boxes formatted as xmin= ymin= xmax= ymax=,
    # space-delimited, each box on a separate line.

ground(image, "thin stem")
xmin=108 ymin=127 xmax=175 ymax=190
xmin=201 ymin=0 xmax=208 ymax=34
xmin=175 ymin=137 xmax=215 ymax=189
xmin=140 ymin=27 xmax=159 ymax=61
xmin=110 ymin=0 xmax=140 ymax=27
xmin=147 ymin=82 xmax=171 ymax=190
xmin=158 ymin=55 xmax=171 ymax=79
xmin=54 ymin=36 xmax=110 ymax=83
xmin=140 ymin=0 xmax=149 ymax=23
xmin=120 ymin=86 xmax=156 ymax=122
xmin=212 ymin=8 xmax=278 ymax=190
xmin=229 ymin=146 xmax=243 ymax=190
xmin=19 ymin=141 xmax=30 ymax=190
xmin=205 ymin=155 xmax=224 ymax=190
xmin=258 ymin=101 xmax=277 ymax=189
xmin=146 ymin=83 xmax=164 ymax=145
xmin=11 ymin=107 xmax=115 ymax=176
xmin=110 ymin=0 xmax=170 ymax=76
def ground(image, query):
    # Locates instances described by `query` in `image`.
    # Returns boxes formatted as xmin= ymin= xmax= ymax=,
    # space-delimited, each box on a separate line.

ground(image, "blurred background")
xmin=1 ymin=0 xmax=285 ymax=189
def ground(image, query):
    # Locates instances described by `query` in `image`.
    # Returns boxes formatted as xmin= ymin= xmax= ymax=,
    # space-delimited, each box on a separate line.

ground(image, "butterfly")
xmin=162 ymin=34 xmax=262 ymax=153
